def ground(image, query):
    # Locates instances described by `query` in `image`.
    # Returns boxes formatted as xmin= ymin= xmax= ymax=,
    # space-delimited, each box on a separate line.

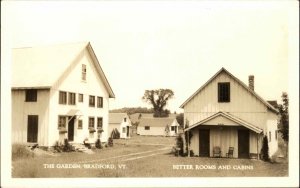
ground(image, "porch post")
xmin=187 ymin=130 xmax=190 ymax=157
xmin=257 ymin=133 xmax=259 ymax=159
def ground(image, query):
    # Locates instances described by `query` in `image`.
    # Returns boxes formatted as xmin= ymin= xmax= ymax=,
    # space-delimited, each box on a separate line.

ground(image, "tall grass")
xmin=12 ymin=144 xmax=34 ymax=161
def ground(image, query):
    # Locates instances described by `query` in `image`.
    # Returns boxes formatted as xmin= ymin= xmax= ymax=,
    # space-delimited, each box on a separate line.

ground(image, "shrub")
xmin=111 ymin=128 xmax=120 ymax=139
xmin=175 ymin=134 xmax=184 ymax=156
xmin=261 ymin=135 xmax=270 ymax=161
xmin=53 ymin=139 xmax=74 ymax=152
xmin=185 ymin=131 xmax=193 ymax=156
xmin=190 ymin=150 xmax=194 ymax=157
xmin=95 ymin=138 xmax=102 ymax=149
xmin=63 ymin=138 xmax=74 ymax=152
xmin=12 ymin=144 xmax=34 ymax=160
xmin=108 ymin=137 xmax=113 ymax=147
xmin=53 ymin=141 xmax=62 ymax=152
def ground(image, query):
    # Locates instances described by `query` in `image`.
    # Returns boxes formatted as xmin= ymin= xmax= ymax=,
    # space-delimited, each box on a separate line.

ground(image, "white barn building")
xmin=181 ymin=68 xmax=279 ymax=159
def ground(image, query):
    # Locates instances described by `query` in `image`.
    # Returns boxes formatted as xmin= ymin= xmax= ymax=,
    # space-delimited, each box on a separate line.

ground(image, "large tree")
xmin=142 ymin=89 xmax=174 ymax=117
xmin=278 ymin=92 xmax=289 ymax=142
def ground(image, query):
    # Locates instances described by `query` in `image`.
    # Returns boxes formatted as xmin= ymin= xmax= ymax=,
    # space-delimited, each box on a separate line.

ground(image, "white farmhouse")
xmin=11 ymin=42 xmax=115 ymax=147
xmin=180 ymin=68 xmax=279 ymax=159
xmin=108 ymin=113 xmax=132 ymax=139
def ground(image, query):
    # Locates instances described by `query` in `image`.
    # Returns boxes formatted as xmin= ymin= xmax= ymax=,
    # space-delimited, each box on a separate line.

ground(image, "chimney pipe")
xmin=249 ymin=75 xmax=254 ymax=91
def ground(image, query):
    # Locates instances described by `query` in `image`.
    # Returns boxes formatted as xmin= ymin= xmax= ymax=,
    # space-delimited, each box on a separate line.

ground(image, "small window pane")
xmin=25 ymin=89 xmax=37 ymax=102
xmin=97 ymin=97 xmax=103 ymax=108
xmin=82 ymin=64 xmax=86 ymax=81
xmin=89 ymin=117 xmax=95 ymax=128
xmin=59 ymin=91 xmax=67 ymax=104
xmin=78 ymin=94 xmax=83 ymax=102
xmin=78 ymin=120 xmax=83 ymax=129
xmin=58 ymin=116 xmax=67 ymax=128
xmin=97 ymin=117 xmax=103 ymax=128
xmin=89 ymin=96 xmax=95 ymax=107
xmin=68 ymin=92 xmax=76 ymax=105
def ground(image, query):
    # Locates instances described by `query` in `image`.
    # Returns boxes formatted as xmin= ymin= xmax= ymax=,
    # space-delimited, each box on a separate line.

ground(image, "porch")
xmin=185 ymin=112 xmax=263 ymax=159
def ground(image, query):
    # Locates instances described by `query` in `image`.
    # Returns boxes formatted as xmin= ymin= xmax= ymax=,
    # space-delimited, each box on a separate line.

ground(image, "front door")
xmin=199 ymin=129 xmax=210 ymax=157
xmin=27 ymin=115 xmax=38 ymax=143
xmin=238 ymin=130 xmax=249 ymax=158
xmin=127 ymin=126 xmax=130 ymax=137
xmin=68 ymin=117 xmax=75 ymax=141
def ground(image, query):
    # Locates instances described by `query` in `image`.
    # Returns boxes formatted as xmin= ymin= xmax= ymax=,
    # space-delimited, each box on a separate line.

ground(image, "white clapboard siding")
xmin=47 ymin=49 xmax=110 ymax=146
xmin=184 ymin=71 xmax=268 ymax=129
xmin=11 ymin=89 xmax=50 ymax=146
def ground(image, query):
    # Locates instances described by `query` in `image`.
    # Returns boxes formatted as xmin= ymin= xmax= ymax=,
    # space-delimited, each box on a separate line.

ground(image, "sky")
xmin=2 ymin=1 xmax=296 ymax=113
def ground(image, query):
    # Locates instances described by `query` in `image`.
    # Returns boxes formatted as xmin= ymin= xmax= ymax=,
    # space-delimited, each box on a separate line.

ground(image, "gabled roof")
xmin=180 ymin=67 xmax=278 ymax=113
xmin=12 ymin=42 xmax=115 ymax=98
xmin=129 ymin=113 xmax=177 ymax=124
xmin=185 ymin=111 xmax=263 ymax=133
xmin=109 ymin=113 xmax=129 ymax=124
xmin=139 ymin=117 xmax=178 ymax=127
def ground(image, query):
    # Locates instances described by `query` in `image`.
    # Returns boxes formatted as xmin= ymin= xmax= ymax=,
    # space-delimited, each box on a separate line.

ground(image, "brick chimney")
xmin=248 ymin=75 xmax=254 ymax=91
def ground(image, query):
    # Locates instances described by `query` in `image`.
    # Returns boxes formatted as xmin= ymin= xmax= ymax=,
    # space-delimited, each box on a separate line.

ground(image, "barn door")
xmin=199 ymin=129 xmax=210 ymax=157
xmin=238 ymin=130 xmax=249 ymax=158
xmin=27 ymin=115 xmax=38 ymax=143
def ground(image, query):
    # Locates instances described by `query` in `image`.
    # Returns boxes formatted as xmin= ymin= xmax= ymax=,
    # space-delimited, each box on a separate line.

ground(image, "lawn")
xmin=12 ymin=136 xmax=288 ymax=178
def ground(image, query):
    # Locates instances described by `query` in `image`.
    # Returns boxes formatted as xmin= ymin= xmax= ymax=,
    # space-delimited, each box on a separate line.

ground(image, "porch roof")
xmin=185 ymin=111 xmax=263 ymax=133
xmin=66 ymin=109 xmax=83 ymax=116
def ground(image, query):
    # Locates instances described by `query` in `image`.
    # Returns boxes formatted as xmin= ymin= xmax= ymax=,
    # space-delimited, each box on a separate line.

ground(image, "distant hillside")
xmin=109 ymin=107 xmax=154 ymax=115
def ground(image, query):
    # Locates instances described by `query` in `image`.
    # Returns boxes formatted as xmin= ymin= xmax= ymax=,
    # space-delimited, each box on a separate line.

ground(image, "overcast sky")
xmin=2 ymin=1 xmax=296 ymax=112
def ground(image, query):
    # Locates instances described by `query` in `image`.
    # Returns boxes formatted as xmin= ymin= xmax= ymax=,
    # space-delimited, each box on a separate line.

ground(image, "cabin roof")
xmin=109 ymin=113 xmax=129 ymax=124
xmin=139 ymin=117 xmax=178 ymax=127
xmin=129 ymin=113 xmax=177 ymax=124
xmin=180 ymin=67 xmax=278 ymax=113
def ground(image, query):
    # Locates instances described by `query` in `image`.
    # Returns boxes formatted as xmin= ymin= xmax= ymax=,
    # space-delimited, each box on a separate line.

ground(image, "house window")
xmin=124 ymin=118 xmax=127 ymax=122
xmin=82 ymin=64 xmax=86 ymax=81
xmin=89 ymin=117 xmax=95 ymax=128
xmin=218 ymin=82 xmax=230 ymax=102
xmin=68 ymin=92 xmax=76 ymax=105
xmin=122 ymin=127 xmax=126 ymax=133
xmin=97 ymin=117 xmax=103 ymax=128
xmin=59 ymin=91 xmax=67 ymax=104
xmin=97 ymin=97 xmax=103 ymax=108
xmin=25 ymin=89 xmax=37 ymax=102
xmin=171 ymin=126 xmax=175 ymax=131
xmin=78 ymin=120 xmax=83 ymax=129
xmin=89 ymin=95 xmax=95 ymax=107
xmin=78 ymin=94 xmax=83 ymax=102
xmin=269 ymin=131 xmax=271 ymax=142
xmin=27 ymin=115 xmax=38 ymax=142
xmin=145 ymin=126 xmax=150 ymax=130
xmin=58 ymin=116 xmax=67 ymax=128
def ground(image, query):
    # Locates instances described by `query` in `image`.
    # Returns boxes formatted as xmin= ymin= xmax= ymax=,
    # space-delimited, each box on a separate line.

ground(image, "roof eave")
xmin=12 ymin=86 xmax=51 ymax=90
xmin=184 ymin=111 xmax=263 ymax=134
xmin=86 ymin=42 xmax=115 ymax=98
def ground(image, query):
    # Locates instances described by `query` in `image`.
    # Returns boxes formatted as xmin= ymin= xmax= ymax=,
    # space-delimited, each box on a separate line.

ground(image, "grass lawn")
xmin=12 ymin=136 xmax=288 ymax=178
